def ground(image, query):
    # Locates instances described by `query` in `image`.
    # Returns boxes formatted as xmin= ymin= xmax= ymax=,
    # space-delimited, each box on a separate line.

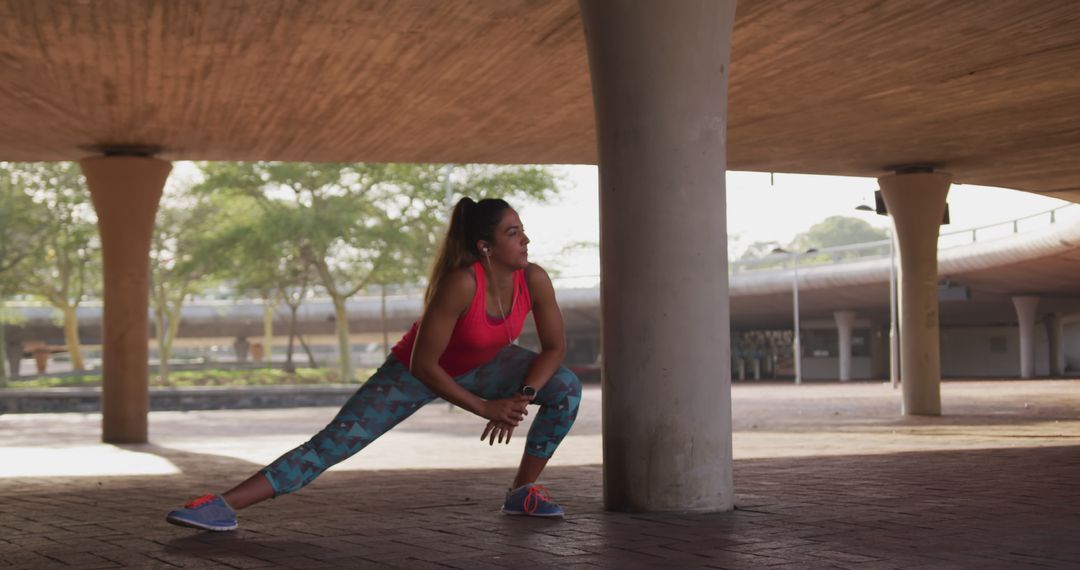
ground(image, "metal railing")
xmin=732 ymin=202 xmax=1078 ymax=273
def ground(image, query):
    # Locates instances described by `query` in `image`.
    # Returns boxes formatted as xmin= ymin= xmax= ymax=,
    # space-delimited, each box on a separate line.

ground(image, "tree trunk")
xmin=154 ymin=302 xmax=170 ymax=386
xmin=331 ymin=295 xmax=353 ymax=382
xmin=297 ymin=333 xmax=318 ymax=369
xmin=0 ymin=309 xmax=8 ymax=386
xmin=159 ymin=284 xmax=189 ymax=385
xmin=381 ymin=284 xmax=389 ymax=356
xmin=262 ymin=300 xmax=275 ymax=366
xmin=285 ymin=303 xmax=298 ymax=373
xmin=61 ymin=304 xmax=85 ymax=371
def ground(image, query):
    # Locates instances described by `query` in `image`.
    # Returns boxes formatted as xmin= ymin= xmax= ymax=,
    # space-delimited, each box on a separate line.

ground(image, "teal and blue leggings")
xmin=260 ymin=345 xmax=582 ymax=496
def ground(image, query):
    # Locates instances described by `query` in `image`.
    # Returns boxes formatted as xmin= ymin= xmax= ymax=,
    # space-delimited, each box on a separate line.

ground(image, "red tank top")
xmin=390 ymin=261 xmax=532 ymax=376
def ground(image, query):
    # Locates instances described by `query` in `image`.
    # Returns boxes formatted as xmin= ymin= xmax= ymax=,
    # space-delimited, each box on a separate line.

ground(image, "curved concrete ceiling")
xmin=2 ymin=1 xmax=1080 ymax=202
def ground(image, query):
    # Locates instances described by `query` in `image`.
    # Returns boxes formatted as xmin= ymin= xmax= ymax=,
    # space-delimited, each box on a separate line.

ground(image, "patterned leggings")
xmin=259 ymin=345 xmax=582 ymax=496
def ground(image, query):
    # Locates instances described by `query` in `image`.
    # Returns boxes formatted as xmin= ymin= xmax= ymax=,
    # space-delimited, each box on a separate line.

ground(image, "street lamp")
xmin=772 ymin=247 xmax=818 ymax=385
xmin=856 ymin=203 xmax=899 ymax=390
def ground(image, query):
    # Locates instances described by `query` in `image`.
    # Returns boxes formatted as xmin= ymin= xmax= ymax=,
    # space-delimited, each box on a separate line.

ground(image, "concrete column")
xmin=81 ymin=156 xmax=170 ymax=444
xmin=879 ymin=171 xmax=952 ymax=415
xmin=834 ymin=310 xmax=856 ymax=381
xmin=580 ymin=0 xmax=736 ymax=512
xmin=1046 ymin=312 xmax=1065 ymax=377
xmin=1012 ymin=296 xmax=1039 ymax=379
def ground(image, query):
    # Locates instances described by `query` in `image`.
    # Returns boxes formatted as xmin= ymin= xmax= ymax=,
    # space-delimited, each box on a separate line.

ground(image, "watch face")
xmin=520 ymin=386 xmax=537 ymax=397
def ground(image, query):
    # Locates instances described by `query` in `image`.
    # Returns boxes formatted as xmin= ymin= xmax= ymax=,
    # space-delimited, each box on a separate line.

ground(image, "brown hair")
xmin=424 ymin=197 xmax=511 ymax=306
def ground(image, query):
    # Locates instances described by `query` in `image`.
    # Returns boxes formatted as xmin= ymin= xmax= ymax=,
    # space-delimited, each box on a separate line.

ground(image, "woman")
xmin=166 ymin=197 xmax=582 ymax=531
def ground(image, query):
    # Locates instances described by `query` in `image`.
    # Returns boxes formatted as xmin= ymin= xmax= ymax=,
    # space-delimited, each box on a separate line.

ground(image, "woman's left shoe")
xmin=502 ymin=483 xmax=565 ymax=517
xmin=165 ymin=494 xmax=238 ymax=531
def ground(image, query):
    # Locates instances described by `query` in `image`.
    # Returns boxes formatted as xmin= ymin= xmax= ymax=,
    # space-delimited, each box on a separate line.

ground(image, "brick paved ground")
xmin=2 ymin=380 xmax=1079 ymax=569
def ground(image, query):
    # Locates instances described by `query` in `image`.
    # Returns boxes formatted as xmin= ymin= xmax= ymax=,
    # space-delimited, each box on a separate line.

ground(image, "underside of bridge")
xmin=2 ymin=0 xmax=1080 ymax=201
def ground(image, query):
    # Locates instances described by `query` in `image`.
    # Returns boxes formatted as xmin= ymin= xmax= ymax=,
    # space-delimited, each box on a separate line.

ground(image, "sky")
xmin=518 ymin=166 xmax=1070 ymax=283
xmin=170 ymin=161 xmax=1070 ymax=286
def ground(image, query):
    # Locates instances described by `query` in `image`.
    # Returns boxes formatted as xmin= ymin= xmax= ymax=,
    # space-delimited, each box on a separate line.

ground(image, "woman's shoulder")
xmin=429 ymin=266 xmax=478 ymax=314
xmin=524 ymin=263 xmax=553 ymax=290
xmin=445 ymin=266 xmax=478 ymax=295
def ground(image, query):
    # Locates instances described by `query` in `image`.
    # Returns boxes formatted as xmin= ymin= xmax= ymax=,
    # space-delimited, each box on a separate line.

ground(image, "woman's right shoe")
xmin=502 ymin=483 xmax=565 ymax=517
xmin=165 ymin=494 xmax=238 ymax=531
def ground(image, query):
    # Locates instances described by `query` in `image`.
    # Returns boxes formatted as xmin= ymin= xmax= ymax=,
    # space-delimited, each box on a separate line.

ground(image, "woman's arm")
xmin=520 ymin=264 xmax=568 ymax=392
xmin=410 ymin=269 xmax=529 ymax=426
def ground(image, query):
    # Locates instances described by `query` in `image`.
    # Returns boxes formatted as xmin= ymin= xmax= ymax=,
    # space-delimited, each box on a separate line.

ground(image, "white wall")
xmin=939 ymin=325 xmax=1051 ymax=378
xmin=1065 ymin=321 xmax=1080 ymax=372
xmin=802 ymin=356 xmax=873 ymax=380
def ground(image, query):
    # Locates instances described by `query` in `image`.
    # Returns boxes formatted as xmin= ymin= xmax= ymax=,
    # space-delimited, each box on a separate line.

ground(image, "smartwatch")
xmin=518 ymin=385 xmax=537 ymax=398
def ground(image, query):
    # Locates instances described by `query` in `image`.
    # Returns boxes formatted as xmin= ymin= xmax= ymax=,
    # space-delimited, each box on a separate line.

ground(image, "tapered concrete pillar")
xmin=879 ymin=171 xmax=952 ymax=415
xmin=1046 ymin=312 xmax=1065 ymax=377
xmin=580 ymin=0 xmax=736 ymax=512
xmin=1012 ymin=296 xmax=1039 ymax=379
xmin=81 ymin=156 xmax=170 ymax=443
xmin=834 ymin=310 xmax=856 ymax=381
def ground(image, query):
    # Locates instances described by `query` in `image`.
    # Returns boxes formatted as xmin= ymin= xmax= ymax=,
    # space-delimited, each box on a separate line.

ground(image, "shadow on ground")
xmin=2 ymin=445 xmax=1078 ymax=568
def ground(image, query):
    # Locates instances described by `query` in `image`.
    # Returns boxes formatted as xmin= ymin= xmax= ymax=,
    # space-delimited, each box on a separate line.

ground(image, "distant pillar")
xmin=1012 ymin=296 xmax=1039 ymax=379
xmin=1046 ymin=312 xmax=1065 ymax=377
xmin=581 ymin=0 xmax=737 ymax=512
xmin=879 ymin=171 xmax=952 ymax=415
xmin=4 ymin=341 xmax=21 ymax=378
xmin=82 ymin=155 xmax=170 ymax=444
xmin=834 ymin=310 xmax=856 ymax=381
xmin=32 ymin=347 xmax=50 ymax=375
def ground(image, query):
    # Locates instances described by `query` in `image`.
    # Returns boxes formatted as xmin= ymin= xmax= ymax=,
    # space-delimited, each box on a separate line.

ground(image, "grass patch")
xmin=2 ymin=367 xmax=377 ymax=389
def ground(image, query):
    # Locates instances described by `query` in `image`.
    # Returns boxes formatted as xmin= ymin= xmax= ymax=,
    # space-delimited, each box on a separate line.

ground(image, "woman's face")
xmin=485 ymin=208 xmax=530 ymax=270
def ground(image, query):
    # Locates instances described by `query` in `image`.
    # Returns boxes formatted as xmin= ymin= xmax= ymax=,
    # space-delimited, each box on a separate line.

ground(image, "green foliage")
xmin=739 ymin=240 xmax=784 ymax=261
xmin=738 ymin=216 xmax=888 ymax=264
xmin=195 ymin=162 xmax=558 ymax=292
xmin=2 ymin=162 xmax=99 ymax=304
xmin=3 ymin=367 xmax=376 ymax=389
xmin=2 ymin=162 xmax=98 ymax=370
xmin=193 ymin=161 xmax=559 ymax=381
xmin=0 ymin=164 xmax=49 ymax=296
xmin=151 ymin=179 xmax=244 ymax=383
xmin=790 ymin=215 xmax=888 ymax=251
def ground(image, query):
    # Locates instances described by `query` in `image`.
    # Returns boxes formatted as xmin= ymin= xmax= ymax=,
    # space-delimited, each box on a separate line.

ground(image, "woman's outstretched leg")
xmin=166 ymin=356 xmax=435 ymax=530
xmin=221 ymin=472 xmax=275 ymax=510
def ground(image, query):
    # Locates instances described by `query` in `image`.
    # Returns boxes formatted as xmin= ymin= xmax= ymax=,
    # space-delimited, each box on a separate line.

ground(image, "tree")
xmin=196 ymin=162 xmax=559 ymax=382
xmin=149 ymin=181 xmax=232 ymax=385
xmin=790 ymin=216 xmax=888 ymax=252
xmin=0 ymin=164 xmax=48 ymax=383
xmin=16 ymin=162 xmax=99 ymax=372
xmin=739 ymin=240 xmax=784 ymax=261
xmin=199 ymin=199 xmax=322 ymax=372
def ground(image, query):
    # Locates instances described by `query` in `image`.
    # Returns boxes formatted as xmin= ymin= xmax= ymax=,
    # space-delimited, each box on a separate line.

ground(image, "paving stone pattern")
xmin=2 ymin=446 xmax=1078 ymax=568
xmin=2 ymin=380 xmax=1079 ymax=569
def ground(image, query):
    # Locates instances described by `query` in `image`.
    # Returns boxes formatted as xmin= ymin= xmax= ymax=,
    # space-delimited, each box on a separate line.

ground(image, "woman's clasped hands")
xmin=480 ymin=393 xmax=532 ymax=445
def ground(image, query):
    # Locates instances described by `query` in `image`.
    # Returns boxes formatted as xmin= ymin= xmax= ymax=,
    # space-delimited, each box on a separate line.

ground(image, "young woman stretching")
xmin=166 ymin=197 xmax=582 ymax=530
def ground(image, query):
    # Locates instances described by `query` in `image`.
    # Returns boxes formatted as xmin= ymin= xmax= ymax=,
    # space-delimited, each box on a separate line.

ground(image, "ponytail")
xmin=424 ymin=196 xmax=511 ymax=307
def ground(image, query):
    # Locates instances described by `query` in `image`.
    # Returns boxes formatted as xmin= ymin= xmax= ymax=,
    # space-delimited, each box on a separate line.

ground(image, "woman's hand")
xmin=481 ymin=395 xmax=530 ymax=426
xmin=481 ymin=420 xmax=517 ymax=445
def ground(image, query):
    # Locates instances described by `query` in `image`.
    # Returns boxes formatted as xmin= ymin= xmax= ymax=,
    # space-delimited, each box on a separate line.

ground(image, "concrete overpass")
xmin=4 ymin=0 xmax=1080 ymax=512
xmin=12 ymin=203 xmax=1080 ymax=379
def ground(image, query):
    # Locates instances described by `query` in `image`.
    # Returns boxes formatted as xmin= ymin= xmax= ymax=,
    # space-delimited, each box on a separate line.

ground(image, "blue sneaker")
xmin=502 ymin=484 xmax=565 ymax=518
xmin=166 ymin=494 xmax=238 ymax=531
